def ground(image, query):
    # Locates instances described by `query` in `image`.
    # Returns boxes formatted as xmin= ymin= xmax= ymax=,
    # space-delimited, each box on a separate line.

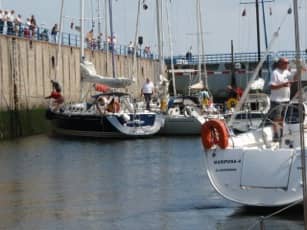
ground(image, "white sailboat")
xmin=46 ymin=0 xmax=164 ymax=138
xmin=201 ymin=2 xmax=307 ymax=207
xmin=158 ymin=0 xmax=208 ymax=135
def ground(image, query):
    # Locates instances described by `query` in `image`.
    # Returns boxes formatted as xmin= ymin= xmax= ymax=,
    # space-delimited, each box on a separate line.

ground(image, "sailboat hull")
xmin=159 ymin=115 xmax=201 ymax=135
xmin=204 ymin=147 xmax=303 ymax=207
xmin=46 ymin=109 xmax=163 ymax=138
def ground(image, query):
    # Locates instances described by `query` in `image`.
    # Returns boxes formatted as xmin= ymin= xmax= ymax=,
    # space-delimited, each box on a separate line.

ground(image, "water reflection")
xmin=0 ymin=135 xmax=304 ymax=230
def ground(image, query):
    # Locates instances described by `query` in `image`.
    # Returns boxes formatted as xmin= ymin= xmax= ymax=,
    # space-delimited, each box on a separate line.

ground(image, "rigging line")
xmin=104 ymin=0 xmax=109 ymax=75
xmin=196 ymin=0 xmax=200 ymax=85
xmin=261 ymin=0 xmax=271 ymax=84
xmin=156 ymin=0 xmax=163 ymax=76
xmin=108 ymin=0 xmax=116 ymax=79
xmin=165 ymin=0 xmax=176 ymax=96
xmin=97 ymin=0 xmax=102 ymax=35
xmin=55 ymin=0 xmax=65 ymax=82
xmin=247 ymin=199 xmax=303 ymax=230
xmin=132 ymin=0 xmax=142 ymax=83
xmin=293 ymin=0 xmax=307 ymax=226
xmin=91 ymin=0 xmax=95 ymax=30
xmin=197 ymin=0 xmax=208 ymax=89
xmin=237 ymin=5 xmax=243 ymax=53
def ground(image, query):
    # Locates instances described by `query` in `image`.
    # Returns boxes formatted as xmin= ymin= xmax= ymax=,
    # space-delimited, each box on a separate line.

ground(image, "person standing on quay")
xmin=51 ymin=23 xmax=58 ymax=42
xmin=141 ymin=78 xmax=155 ymax=111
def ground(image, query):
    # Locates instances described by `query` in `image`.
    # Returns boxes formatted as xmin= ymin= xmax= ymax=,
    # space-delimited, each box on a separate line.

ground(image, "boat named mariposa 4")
xmin=201 ymin=92 xmax=307 ymax=207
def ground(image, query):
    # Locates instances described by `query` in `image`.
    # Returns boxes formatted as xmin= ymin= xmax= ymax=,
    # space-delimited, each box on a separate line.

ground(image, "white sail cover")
xmin=80 ymin=61 xmax=134 ymax=88
xmin=189 ymin=80 xmax=204 ymax=90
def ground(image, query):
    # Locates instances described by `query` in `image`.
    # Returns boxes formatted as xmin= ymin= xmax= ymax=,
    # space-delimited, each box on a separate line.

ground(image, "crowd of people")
xmin=0 ymin=10 xmax=40 ymax=38
xmin=0 ymin=10 xmax=153 ymax=59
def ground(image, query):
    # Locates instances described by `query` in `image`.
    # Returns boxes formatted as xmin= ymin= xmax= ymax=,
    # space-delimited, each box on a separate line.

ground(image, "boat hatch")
xmin=240 ymin=149 xmax=294 ymax=189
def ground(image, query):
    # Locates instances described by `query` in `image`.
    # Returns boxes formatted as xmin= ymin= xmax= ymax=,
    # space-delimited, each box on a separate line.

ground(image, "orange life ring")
xmin=201 ymin=119 xmax=229 ymax=149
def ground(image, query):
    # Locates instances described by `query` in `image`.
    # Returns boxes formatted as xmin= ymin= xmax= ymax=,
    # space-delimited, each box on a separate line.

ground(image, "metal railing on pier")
xmin=2 ymin=22 xmax=307 ymax=65
xmin=0 ymin=23 xmax=157 ymax=60
xmin=166 ymin=50 xmax=307 ymax=65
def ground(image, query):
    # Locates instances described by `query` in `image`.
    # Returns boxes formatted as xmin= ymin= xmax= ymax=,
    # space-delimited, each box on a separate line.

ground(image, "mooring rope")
xmin=247 ymin=199 xmax=302 ymax=230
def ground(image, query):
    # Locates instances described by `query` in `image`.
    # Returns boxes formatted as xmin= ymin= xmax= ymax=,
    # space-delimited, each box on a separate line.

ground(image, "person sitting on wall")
xmin=45 ymin=80 xmax=64 ymax=112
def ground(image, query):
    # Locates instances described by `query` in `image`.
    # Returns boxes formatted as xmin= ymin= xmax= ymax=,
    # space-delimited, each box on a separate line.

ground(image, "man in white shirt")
xmin=269 ymin=57 xmax=296 ymax=141
xmin=141 ymin=78 xmax=155 ymax=111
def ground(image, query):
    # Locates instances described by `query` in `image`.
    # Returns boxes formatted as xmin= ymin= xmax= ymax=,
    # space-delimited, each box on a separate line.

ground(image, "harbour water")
xmin=0 ymin=134 xmax=304 ymax=230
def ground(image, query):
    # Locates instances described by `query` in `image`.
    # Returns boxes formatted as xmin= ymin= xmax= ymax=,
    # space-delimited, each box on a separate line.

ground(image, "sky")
xmin=2 ymin=0 xmax=307 ymax=56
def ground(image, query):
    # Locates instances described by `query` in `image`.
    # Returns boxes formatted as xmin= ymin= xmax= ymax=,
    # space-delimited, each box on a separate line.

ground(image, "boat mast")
xmin=261 ymin=0 xmax=271 ymax=84
xmin=196 ymin=0 xmax=201 ymax=87
xmin=165 ymin=0 xmax=176 ymax=97
xmin=293 ymin=0 xmax=307 ymax=226
xmin=255 ymin=0 xmax=261 ymax=69
xmin=97 ymin=0 xmax=102 ymax=35
xmin=156 ymin=0 xmax=165 ymax=74
xmin=55 ymin=0 xmax=65 ymax=80
xmin=240 ymin=0 xmax=273 ymax=78
xmin=132 ymin=0 xmax=142 ymax=82
xmin=198 ymin=0 xmax=208 ymax=89
xmin=80 ymin=0 xmax=85 ymax=60
xmin=108 ymin=0 xmax=116 ymax=78
xmin=196 ymin=0 xmax=208 ymax=89
xmin=230 ymin=40 xmax=236 ymax=87
xmin=104 ymin=0 xmax=109 ymax=74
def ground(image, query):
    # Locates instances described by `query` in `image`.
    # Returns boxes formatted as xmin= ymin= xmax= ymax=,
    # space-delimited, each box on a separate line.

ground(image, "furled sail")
xmin=189 ymin=80 xmax=204 ymax=90
xmin=80 ymin=60 xmax=134 ymax=88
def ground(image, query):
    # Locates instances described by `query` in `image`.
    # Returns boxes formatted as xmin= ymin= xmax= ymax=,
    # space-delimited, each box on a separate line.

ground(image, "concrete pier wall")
xmin=0 ymin=35 xmax=160 ymax=139
xmin=0 ymin=35 xmax=160 ymax=111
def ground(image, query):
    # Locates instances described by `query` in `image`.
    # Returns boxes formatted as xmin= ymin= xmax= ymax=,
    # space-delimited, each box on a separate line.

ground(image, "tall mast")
xmin=156 ymin=0 xmax=164 ymax=77
xmin=240 ymin=0 xmax=273 ymax=78
xmin=108 ymin=0 xmax=116 ymax=78
xmin=198 ymin=0 xmax=208 ymax=89
xmin=97 ymin=0 xmax=102 ymax=35
xmin=132 ymin=0 xmax=142 ymax=81
xmin=104 ymin=0 xmax=109 ymax=74
xmin=196 ymin=0 xmax=201 ymax=85
xmin=293 ymin=0 xmax=307 ymax=226
xmin=80 ymin=0 xmax=85 ymax=60
xmin=55 ymin=0 xmax=65 ymax=80
xmin=255 ymin=0 xmax=261 ymax=66
xmin=261 ymin=0 xmax=271 ymax=85
xmin=166 ymin=0 xmax=176 ymax=96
